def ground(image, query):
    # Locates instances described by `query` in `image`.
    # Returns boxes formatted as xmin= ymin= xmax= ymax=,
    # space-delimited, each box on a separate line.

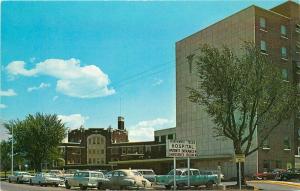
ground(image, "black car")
xmin=278 ymin=169 xmax=300 ymax=181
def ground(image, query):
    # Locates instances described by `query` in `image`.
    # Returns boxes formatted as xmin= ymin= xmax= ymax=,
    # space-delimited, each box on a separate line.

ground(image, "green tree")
xmin=187 ymin=43 xmax=299 ymax=186
xmin=0 ymin=140 xmax=11 ymax=177
xmin=5 ymin=113 xmax=67 ymax=172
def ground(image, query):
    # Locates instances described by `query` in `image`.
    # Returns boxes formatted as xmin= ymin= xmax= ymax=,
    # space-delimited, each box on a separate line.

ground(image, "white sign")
xmin=166 ymin=140 xmax=197 ymax=157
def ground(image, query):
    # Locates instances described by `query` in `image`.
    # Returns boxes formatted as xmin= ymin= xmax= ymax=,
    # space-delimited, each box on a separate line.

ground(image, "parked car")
xmin=65 ymin=170 xmax=109 ymax=190
xmin=29 ymin=172 xmax=63 ymax=187
xmin=254 ymin=169 xmax=286 ymax=180
xmin=277 ymin=169 xmax=300 ymax=181
xmin=155 ymin=168 xmax=218 ymax=189
xmin=102 ymin=169 xmax=152 ymax=190
xmin=133 ymin=169 xmax=156 ymax=182
xmin=8 ymin=171 xmax=33 ymax=184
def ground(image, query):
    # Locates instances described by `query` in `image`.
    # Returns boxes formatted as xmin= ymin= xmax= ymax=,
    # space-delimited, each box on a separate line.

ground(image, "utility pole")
xmin=11 ymin=125 xmax=13 ymax=175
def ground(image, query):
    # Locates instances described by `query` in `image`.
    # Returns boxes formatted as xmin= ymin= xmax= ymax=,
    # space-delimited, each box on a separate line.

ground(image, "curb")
xmin=248 ymin=180 xmax=300 ymax=189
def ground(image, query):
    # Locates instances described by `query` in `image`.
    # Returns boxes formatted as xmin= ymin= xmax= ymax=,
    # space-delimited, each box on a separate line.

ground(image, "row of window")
xmin=88 ymin=137 xmax=105 ymax=145
xmin=88 ymin=149 xmax=105 ymax=155
xmin=259 ymin=17 xmax=288 ymax=37
xmin=154 ymin=134 xmax=175 ymax=143
xmin=262 ymin=136 xmax=291 ymax=150
xmin=111 ymin=145 xmax=163 ymax=154
xmin=260 ymin=40 xmax=288 ymax=59
xmin=88 ymin=157 xmax=105 ymax=164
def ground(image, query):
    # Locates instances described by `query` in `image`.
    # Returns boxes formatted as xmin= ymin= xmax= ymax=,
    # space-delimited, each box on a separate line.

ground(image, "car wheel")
xmin=29 ymin=179 xmax=33 ymax=185
xmin=55 ymin=184 xmax=58 ymax=187
xmin=283 ymin=176 xmax=288 ymax=181
xmin=97 ymin=182 xmax=104 ymax=190
xmin=65 ymin=181 xmax=71 ymax=189
xmin=39 ymin=181 xmax=42 ymax=186
xmin=206 ymin=180 xmax=214 ymax=189
xmin=16 ymin=178 xmax=19 ymax=184
xmin=8 ymin=178 xmax=11 ymax=183
xmin=79 ymin=184 xmax=87 ymax=190
xmin=165 ymin=185 xmax=171 ymax=190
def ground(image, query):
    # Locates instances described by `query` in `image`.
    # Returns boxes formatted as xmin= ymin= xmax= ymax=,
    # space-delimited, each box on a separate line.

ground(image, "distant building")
xmin=154 ymin=127 xmax=176 ymax=143
xmin=59 ymin=116 xmax=128 ymax=167
xmin=176 ymin=1 xmax=300 ymax=178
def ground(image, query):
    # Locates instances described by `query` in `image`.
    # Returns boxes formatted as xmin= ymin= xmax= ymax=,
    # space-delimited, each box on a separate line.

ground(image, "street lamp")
xmin=11 ymin=125 xmax=13 ymax=175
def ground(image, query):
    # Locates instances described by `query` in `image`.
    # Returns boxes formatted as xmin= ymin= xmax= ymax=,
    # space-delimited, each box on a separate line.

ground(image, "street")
xmin=1 ymin=181 xmax=300 ymax=191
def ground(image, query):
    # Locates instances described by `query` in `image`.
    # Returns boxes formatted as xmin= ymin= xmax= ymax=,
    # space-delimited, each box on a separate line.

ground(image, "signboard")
xmin=234 ymin=154 xmax=245 ymax=163
xmin=166 ymin=140 xmax=197 ymax=157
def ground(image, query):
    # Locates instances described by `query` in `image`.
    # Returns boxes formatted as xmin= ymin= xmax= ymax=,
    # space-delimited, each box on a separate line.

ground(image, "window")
xmin=93 ymin=158 xmax=96 ymax=163
xmin=154 ymin=136 xmax=159 ymax=142
xmin=281 ymin=25 xmax=287 ymax=36
xmin=296 ymin=24 xmax=300 ymax=33
xmin=101 ymin=159 xmax=104 ymax=164
xmin=259 ymin=17 xmax=266 ymax=29
xmin=119 ymin=171 xmax=125 ymax=176
xmin=186 ymin=54 xmax=194 ymax=74
xmin=284 ymin=137 xmax=291 ymax=150
xmin=282 ymin=69 xmax=288 ymax=81
xmin=97 ymin=137 xmax=100 ymax=144
xmin=139 ymin=146 xmax=144 ymax=154
xmin=168 ymin=134 xmax=173 ymax=140
xmin=161 ymin=135 xmax=166 ymax=143
xmin=260 ymin=40 xmax=267 ymax=53
xmin=101 ymin=138 xmax=104 ymax=144
xmin=88 ymin=158 xmax=92 ymax=164
xmin=146 ymin=146 xmax=151 ymax=152
xmin=122 ymin=147 xmax=126 ymax=154
xmin=281 ymin=47 xmax=287 ymax=58
xmin=93 ymin=137 xmax=96 ymax=144
xmin=101 ymin=149 xmax=104 ymax=154
xmin=88 ymin=149 xmax=91 ymax=154
xmin=262 ymin=138 xmax=270 ymax=149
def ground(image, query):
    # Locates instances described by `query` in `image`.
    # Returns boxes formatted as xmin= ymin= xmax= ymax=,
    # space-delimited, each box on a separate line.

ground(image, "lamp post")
xmin=11 ymin=125 xmax=13 ymax=175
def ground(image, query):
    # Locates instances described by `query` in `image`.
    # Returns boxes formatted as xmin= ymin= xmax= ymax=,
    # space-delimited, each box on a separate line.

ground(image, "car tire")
xmin=16 ymin=178 xmax=19 ymax=184
xmin=79 ymin=184 xmax=87 ymax=190
xmin=55 ymin=184 xmax=58 ymax=187
xmin=165 ymin=185 xmax=171 ymax=190
xmin=39 ymin=181 xmax=42 ymax=186
xmin=8 ymin=178 xmax=11 ymax=183
xmin=29 ymin=179 xmax=33 ymax=185
xmin=65 ymin=181 xmax=71 ymax=189
xmin=97 ymin=182 xmax=104 ymax=190
xmin=206 ymin=180 xmax=214 ymax=190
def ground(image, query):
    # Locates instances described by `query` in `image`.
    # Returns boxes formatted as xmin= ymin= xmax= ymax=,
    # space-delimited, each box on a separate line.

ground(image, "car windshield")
xmin=76 ymin=172 xmax=89 ymax=177
xmin=142 ymin=171 xmax=155 ymax=175
xmin=168 ymin=170 xmax=182 ymax=175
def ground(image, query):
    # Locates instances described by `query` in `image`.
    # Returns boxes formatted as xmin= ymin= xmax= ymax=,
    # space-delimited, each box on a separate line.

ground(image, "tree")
xmin=0 ymin=140 xmax=11 ymax=177
xmin=4 ymin=113 xmax=67 ymax=172
xmin=187 ymin=43 xmax=299 ymax=186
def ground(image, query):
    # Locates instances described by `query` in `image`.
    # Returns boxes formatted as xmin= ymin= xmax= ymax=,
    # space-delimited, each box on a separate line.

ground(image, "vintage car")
xmin=155 ymin=168 xmax=218 ymax=189
xmin=133 ymin=169 xmax=156 ymax=182
xmin=8 ymin=171 xmax=33 ymax=184
xmin=101 ymin=169 xmax=152 ymax=190
xmin=254 ymin=169 xmax=286 ymax=180
xmin=29 ymin=172 xmax=63 ymax=187
xmin=277 ymin=169 xmax=300 ymax=181
xmin=65 ymin=170 xmax=109 ymax=190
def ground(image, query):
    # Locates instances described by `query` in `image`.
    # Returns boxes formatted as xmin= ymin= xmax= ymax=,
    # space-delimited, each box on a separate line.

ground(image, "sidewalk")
xmin=248 ymin=180 xmax=300 ymax=189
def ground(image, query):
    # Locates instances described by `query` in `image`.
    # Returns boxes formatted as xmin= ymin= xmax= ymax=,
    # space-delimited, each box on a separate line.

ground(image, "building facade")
xmin=176 ymin=1 xmax=300 ymax=178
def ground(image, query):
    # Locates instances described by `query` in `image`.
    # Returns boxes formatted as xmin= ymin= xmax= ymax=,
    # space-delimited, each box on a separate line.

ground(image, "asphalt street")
xmin=1 ymin=181 xmax=300 ymax=191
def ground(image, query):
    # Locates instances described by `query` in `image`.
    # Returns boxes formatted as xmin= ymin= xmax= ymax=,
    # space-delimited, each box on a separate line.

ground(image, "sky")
xmin=0 ymin=0 xmax=285 ymax=141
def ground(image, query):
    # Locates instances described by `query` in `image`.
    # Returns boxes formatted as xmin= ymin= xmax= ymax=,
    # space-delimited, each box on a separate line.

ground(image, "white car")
xmin=65 ymin=170 xmax=109 ymax=190
xmin=8 ymin=171 xmax=33 ymax=184
xmin=104 ymin=169 xmax=152 ymax=190
xmin=133 ymin=169 xmax=156 ymax=182
xmin=29 ymin=172 xmax=63 ymax=187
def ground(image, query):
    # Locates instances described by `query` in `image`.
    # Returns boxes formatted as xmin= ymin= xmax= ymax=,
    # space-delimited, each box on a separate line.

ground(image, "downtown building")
xmin=176 ymin=1 xmax=300 ymax=178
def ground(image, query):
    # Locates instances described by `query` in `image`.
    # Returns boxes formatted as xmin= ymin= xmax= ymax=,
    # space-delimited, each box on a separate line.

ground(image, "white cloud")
xmin=0 ymin=104 xmax=7 ymax=109
xmin=0 ymin=89 xmax=17 ymax=96
xmin=58 ymin=114 xmax=89 ymax=129
xmin=152 ymin=78 xmax=163 ymax=86
xmin=27 ymin=82 xmax=51 ymax=92
xmin=52 ymin=96 xmax=59 ymax=101
xmin=128 ymin=118 xmax=174 ymax=142
xmin=6 ymin=58 xmax=115 ymax=98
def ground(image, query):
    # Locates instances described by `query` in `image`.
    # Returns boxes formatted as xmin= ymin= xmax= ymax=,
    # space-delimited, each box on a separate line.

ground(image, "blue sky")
xmin=1 ymin=0 xmax=285 ymax=141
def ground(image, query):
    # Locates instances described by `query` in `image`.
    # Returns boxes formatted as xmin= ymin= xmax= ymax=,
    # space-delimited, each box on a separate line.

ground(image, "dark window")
xmin=155 ymin=136 xmax=159 ymax=142
xmin=281 ymin=47 xmax=287 ymax=58
xmin=161 ymin=135 xmax=166 ymax=143
xmin=168 ymin=134 xmax=173 ymax=140
xmin=282 ymin=69 xmax=288 ymax=81
xmin=260 ymin=40 xmax=267 ymax=53
xmin=284 ymin=137 xmax=291 ymax=149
